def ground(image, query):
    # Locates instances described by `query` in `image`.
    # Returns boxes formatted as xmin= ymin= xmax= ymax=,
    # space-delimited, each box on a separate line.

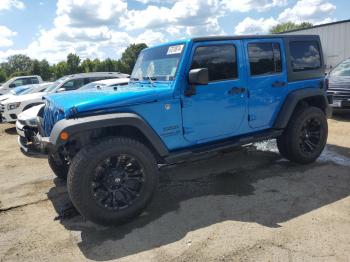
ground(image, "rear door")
xmin=244 ymin=38 xmax=288 ymax=129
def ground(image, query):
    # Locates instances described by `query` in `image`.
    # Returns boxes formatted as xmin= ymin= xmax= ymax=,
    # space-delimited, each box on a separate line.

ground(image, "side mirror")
xmin=189 ymin=68 xmax=209 ymax=85
xmin=186 ymin=68 xmax=209 ymax=97
xmin=57 ymin=87 xmax=66 ymax=92
xmin=9 ymin=83 xmax=16 ymax=88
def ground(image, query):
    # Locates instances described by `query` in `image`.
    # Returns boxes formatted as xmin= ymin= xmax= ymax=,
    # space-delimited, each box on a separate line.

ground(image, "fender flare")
xmin=49 ymin=112 xmax=169 ymax=157
xmin=273 ymin=88 xmax=330 ymax=129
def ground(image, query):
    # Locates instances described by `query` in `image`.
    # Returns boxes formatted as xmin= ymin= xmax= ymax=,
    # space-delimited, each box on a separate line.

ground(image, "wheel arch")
xmin=274 ymin=88 xmax=331 ymax=129
xmin=50 ymin=112 xmax=169 ymax=161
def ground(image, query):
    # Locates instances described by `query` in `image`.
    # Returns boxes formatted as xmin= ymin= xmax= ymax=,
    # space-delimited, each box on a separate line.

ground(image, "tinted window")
xmin=11 ymin=78 xmax=27 ymax=87
xmin=290 ymin=41 xmax=321 ymax=72
xmin=62 ymin=79 xmax=85 ymax=90
xmin=248 ymin=42 xmax=282 ymax=76
xmin=30 ymin=77 xmax=39 ymax=84
xmin=191 ymin=45 xmax=237 ymax=82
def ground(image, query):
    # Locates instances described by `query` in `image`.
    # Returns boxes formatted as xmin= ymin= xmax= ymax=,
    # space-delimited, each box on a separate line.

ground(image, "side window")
xmin=62 ymin=79 xmax=85 ymax=90
xmin=191 ymin=45 xmax=237 ymax=82
xmin=248 ymin=42 xmax=282 ymax=76
xmin=30 ymin=77 xmax=39 ymax=84
xmin=289 ymin=41 xmax=321 ymax=72
xmin=11 ymin=78 xmax=26 ymax=87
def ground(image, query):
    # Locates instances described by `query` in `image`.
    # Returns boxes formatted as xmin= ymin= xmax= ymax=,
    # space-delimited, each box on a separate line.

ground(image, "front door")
xmin=181 ymin=41 xmax=247 ymax=143
xmin=244 ymin=38 xmax=288 ymax=129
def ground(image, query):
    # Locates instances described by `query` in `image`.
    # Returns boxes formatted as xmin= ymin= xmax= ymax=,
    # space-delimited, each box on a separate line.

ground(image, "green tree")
xmin=7 ymin=54 xmax=32 ymax=75
xmin=270 ymin=22 xmax=313 ymax=34
xmin=81 ymin=58 xmax=94 ymax=72
xmin=31 ymin=59 xmax=41 ymax=76
xmin=39 ymin=59 xmax=51 ymax=80
xmin=52 ymin=61 xmax=69 ymax=79
xmin=66 ymin=53 xmax=81 ymax=74
xmin=120 ymin=43 xmax=147 ymax=74
xmin=0 ymin=69 xmax=6 ymax=82
xmin=102 ymin=58 xmax=115 ymax=72
xmin=92 ymin=58 xmax=103 ymax=71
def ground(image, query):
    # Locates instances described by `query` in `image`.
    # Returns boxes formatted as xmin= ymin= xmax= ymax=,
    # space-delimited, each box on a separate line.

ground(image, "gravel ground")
xmin=1 ymin=112 xmax=350 ymax=262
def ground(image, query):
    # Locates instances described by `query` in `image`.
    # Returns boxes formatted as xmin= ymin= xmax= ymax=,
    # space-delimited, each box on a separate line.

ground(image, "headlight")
xmin=7 ymin=102 xmax=21 ymax=110
xmin=25 ymin=117 xmax=37 ymax=127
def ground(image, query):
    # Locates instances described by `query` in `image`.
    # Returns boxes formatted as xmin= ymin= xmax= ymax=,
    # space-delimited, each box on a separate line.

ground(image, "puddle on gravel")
xmin=253 ymin=140 xmax=350 ymax=167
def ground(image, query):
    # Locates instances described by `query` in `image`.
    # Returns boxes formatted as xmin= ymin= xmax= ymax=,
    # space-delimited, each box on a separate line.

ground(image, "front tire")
xmin=67 ymin=137 xmax=159 ymax=226
xmin=277 ymin=106 xmax=328 ymax=164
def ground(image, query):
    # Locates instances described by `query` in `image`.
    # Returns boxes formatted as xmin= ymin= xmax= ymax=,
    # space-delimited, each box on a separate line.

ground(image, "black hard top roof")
xmin=192 ymin=34 xmax=320 ymax=42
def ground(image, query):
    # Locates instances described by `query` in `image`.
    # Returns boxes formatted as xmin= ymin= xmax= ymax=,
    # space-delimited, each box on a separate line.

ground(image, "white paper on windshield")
xmin=167 ymin=45 xmax=184 ymax=55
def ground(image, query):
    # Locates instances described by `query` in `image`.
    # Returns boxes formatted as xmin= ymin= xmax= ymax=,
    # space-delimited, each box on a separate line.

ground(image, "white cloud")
xmin=234 ymin=0 xmax=336 ymax=34
xmin=55 ymin=0 xmax=127 ymax=27
xmin=0 ymin=26 xmax=17 ymax=47
xmin=121 ymin=0 xmax=224 ymax=37
xmin=235 ymin=17 xmax=279 ymax=35
xmin=0 ymin=0 xmax=24 ymax=10
xmin=223 ymin=0 xmax=287 ymax=12
xmin=278 ymin=0 xmax=336 ymax=24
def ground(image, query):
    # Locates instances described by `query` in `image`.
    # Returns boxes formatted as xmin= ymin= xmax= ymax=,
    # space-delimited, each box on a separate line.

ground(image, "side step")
xmin=165 ymin=129 xmax=283 ymax=164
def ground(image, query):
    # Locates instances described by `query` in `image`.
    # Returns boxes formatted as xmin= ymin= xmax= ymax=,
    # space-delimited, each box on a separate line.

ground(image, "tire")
xmin=67 ymin=137 xmax=159 ymax=226
xmin=48 ymin=154 xmax=69 ymax=180
xmin=277 ymin=106 xmax=328 ymax=164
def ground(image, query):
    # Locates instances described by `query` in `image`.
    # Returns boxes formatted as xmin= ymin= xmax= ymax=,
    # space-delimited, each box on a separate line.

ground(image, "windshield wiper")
xmin=130 ymin=77 xmax=139 ymax=81
xmin=143 ymin=76 xmax=157 ymax=81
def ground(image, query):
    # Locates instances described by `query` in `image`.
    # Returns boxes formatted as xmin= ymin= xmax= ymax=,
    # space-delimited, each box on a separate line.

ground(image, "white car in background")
xmin=1 ymin=72 xmax=128 ymax=123
xmin=0 ymin=83 xmax=52 ymax=122
xmin=0 ymin=75 xmax=43 ymax=95
xmin=16 ymin=77 xmax=130 ymax=153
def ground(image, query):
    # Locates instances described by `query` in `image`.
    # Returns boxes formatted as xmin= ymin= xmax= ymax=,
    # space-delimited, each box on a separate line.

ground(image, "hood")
xmin=44 ymin=83 xmax=173 ymax=118
xmin=4 ymin=92 xmax=46 ymax=104
xmin=18 ymin=104 xmax=44 ymax=121
xmin=0 ymin=93 xmax=14 ymax=102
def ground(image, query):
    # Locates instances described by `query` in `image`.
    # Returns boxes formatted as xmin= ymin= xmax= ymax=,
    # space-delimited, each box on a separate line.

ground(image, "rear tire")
xmin=67 ymin=137 xmax=159 ymax=226
xmin=277 ymin=106 xmax=328 ymax=164
xmin=48 ymin=153 xmax=69 ymax=180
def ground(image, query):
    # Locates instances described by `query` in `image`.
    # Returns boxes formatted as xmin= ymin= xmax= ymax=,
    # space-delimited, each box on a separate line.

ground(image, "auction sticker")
xmin=167 ymin=45 xmax=184 ymax=55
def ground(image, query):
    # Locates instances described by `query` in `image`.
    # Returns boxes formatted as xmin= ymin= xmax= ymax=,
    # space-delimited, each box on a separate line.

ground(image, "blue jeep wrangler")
xmin=37 ymin=35 xmax=331 ymax=225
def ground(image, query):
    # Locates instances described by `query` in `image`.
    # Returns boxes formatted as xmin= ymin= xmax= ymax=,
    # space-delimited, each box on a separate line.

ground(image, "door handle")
xmin=272 ymin=81 xmax=286 ymax=87
xmin=228 ymin=87 xmax=246 ymax=95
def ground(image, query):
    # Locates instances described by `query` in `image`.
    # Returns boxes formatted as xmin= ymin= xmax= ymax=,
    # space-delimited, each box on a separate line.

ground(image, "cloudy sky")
xmin=0 ymin=0 xmax=347 ymax=63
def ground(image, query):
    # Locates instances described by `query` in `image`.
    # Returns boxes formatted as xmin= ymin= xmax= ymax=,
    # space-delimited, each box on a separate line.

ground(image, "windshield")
xmin=44 ymin=76 xmax=69 ymax=92
xmin=331 ymin=58 xmax=350 ymax=77
xmin=130 ymin=43 xmax=185 ymax=82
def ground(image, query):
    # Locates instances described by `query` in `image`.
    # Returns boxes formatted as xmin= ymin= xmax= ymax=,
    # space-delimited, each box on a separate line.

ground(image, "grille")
xmin=42 ymin=101 xmax=65 ymax=136
xmin=327 ymin=77 xmax=350 ymax=101
xmin=327 ymin=88 xmax=350 ymax=101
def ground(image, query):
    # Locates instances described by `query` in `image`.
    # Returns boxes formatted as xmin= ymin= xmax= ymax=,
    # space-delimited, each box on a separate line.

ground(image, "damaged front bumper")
xmin=17 ymin=120 xmax=51 ymax=155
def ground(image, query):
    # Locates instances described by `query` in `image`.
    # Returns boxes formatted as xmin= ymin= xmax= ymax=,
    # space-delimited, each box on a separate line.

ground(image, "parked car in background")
xmin=0 ymin=75 xmax=43 ymax=95
xmin=78 ymin=77 xmax=129 ymax=91
xmin=0 ymin=83 xmax=52 ymax=122
xmin=327 ymin=57 xmax=350 ymax=109
xmin=0 ymin=85 xmax=32 ymax=103
xmin=31 ymin=35 xmax=330 ymax=225
xmin=16 ymin=77 xmax=130 ymax=151
xmin=0 ymin=72 xmax=128 ymax=123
